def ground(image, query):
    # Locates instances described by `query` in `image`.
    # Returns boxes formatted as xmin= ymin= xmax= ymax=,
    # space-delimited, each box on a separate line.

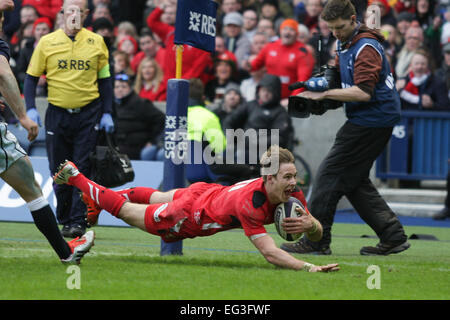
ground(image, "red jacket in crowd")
xmin=22 ymin=0 xmax=63 ymax=22
xmin=139 ymin=84 xmax=167 ymax=102
xmin=131 ymin=49 xmax=166 ymax=74
xmin=393 ymin=0 xmax=416 ymax=14
xmin=146 ymin=7 xmax=212 ymax=84
xmin=250 ymin=39 xmax=315 ymax=99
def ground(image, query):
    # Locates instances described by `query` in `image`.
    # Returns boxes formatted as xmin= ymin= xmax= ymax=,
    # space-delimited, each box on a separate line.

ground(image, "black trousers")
xmin=308 ymin=121 xmax=407 ymax=247
xmin=45 ymin=100 xmax=102 ymax=226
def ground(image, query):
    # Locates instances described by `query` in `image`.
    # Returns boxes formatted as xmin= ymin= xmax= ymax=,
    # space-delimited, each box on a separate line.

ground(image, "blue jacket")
xmin=337 ymin=26 xmax=401 ymax=127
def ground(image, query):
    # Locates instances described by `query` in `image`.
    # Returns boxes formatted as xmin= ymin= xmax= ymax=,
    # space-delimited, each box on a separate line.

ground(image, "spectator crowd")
xmin=1 ymin=0 xmax=449 ymax=163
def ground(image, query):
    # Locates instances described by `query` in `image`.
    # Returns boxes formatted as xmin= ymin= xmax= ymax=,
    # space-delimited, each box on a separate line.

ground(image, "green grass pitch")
xmin=0 ymin=221 xmax=449 ymax=300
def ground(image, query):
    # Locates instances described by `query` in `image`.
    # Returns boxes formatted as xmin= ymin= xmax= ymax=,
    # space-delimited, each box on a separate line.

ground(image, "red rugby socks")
xmin=70 ymin=174 xmax=126 ymax=217
xmin=115 ymin=187 xmax=157 ymax=204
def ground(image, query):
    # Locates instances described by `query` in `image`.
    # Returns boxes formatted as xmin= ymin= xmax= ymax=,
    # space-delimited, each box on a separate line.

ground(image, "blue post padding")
xmin=389 ymin=117 xmax=409 ymax=175
xmin=160 ymin=79 xmax=189 ymax=256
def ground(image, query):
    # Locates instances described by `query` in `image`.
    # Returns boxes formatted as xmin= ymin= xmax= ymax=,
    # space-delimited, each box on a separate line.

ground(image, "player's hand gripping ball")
xmin=274 ymin=197 xmax=305 ymax=241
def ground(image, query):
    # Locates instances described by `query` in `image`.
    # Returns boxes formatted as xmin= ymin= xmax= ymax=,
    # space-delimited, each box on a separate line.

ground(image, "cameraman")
xmin=281 ymin=0 xmax=410 ymax=256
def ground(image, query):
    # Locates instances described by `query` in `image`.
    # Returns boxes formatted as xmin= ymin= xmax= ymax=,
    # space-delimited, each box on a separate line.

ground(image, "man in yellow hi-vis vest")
xmin=24 ymin=0 xmax=114 ymax=238
xmin=185 ymin=78 xmax=227 ymax=184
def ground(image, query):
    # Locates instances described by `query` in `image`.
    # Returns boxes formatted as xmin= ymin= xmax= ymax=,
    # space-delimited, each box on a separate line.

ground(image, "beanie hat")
xmin=118 ymin=35 xmax=138 ymax=55
xmin=262 ymin=0 xmax=279 ymax=10
xmin=223 ymin=12 xmax=244 ymax=26
xmin=215 ymin=51 xmax=238 ymax=72
xmin=92 ymin=17 xmax=114 ymax=33
xmin=280 ymin=19 xmax=299 ymax=34
xmin=33 ymin=17 xmax=53 ymax=33
xmin=224 ymin=82 xmax=241 ymax=96
xmin=397 ymin=11 xmax=414 ymax=23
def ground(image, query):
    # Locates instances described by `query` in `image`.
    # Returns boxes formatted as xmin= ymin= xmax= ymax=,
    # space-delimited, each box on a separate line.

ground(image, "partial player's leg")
xmin=82 ymin=186 xmax=178 ymax=226
xmin=81 ymin=187 xmax=150 ymax=230
xmin=1 ymin=156 xmax=94 ymax=263
xmin=1 ymin=156 xmax=72 ymax=258
xmin=116 ymin=187 xmax=178 ymax=204
xmin=84 ymin=194 xmax=185 ymax=238
xmin=1 ymin=155 xmax=43 ymax=202
xmin=115 ymin=187 xmax=161 ymax=204
xmin=115 ymin=202 xmax=148 ymax=231
xmin=84 ymin=191 xmax=177 ymax=235
xmin=53 ymin=160 xmax=166 ymax=232
xmin=82 ymin=187 xmax=179 ymax=227
xmin=54 ymin=160 xmax=127 ymax=215
xmin=149 ymin=189 xmax=178 ymax=203
xmin=54 ymin=161 xmax=188 ymax=235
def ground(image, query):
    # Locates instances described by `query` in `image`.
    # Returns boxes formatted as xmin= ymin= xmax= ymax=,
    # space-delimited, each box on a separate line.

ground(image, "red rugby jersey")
xmin=250 ymin=39 xmax=315 ymax=99
xmin=188 ymin=178 xmax=307 ymax=239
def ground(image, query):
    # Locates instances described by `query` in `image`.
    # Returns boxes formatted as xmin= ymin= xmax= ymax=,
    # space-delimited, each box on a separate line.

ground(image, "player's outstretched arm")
xmin=0 ymin=55 xmax=38 ymax=141
xmin=250 ymin=234 xmax=339 ymax=272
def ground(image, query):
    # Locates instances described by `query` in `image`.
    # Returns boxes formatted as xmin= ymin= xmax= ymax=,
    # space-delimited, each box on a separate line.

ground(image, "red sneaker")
xmin=61 ymin=230 xmax=95 ymax=264
xmin=81 ymin=192 xmax=102 ymax=227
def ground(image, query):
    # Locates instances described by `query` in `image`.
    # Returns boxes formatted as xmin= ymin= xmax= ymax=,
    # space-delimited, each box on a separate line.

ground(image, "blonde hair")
xmin=260 ymin=145 xmax=295 ymax=182
xmin=115 ymin=21 xmax=139 ymax=46
xmin=134 ymin=57 xmax=164 ymax=94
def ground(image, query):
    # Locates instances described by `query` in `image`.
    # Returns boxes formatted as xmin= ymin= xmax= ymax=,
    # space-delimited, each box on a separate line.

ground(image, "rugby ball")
xmin=274 ymin=197 xmax=305 ymax=241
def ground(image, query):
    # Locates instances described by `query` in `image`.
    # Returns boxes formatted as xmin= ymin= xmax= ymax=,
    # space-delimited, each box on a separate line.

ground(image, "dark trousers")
xmin=45 ymin=100 xmax=102 ymax=226
xmin=308 ymin=121 xmax=407 ymax=247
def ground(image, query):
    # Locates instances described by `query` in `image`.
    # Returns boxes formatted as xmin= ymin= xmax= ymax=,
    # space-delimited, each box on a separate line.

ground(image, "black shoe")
xmin=280 ymin=237 xmax=332 ymax=255
xmin=69 ymin=224 xmax=86 ymax=238
xmin=61 ymin=224 xmax=72 ymax=238
xmin=360 ymin=241 xmax=410 ymax=256
xmin=433 ymin=208 xmax=450 ymax=220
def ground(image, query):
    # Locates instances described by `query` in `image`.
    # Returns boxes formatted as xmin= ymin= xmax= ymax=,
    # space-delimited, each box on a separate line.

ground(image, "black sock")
xmin=31 ymin=205 xmax=72 ymax=259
